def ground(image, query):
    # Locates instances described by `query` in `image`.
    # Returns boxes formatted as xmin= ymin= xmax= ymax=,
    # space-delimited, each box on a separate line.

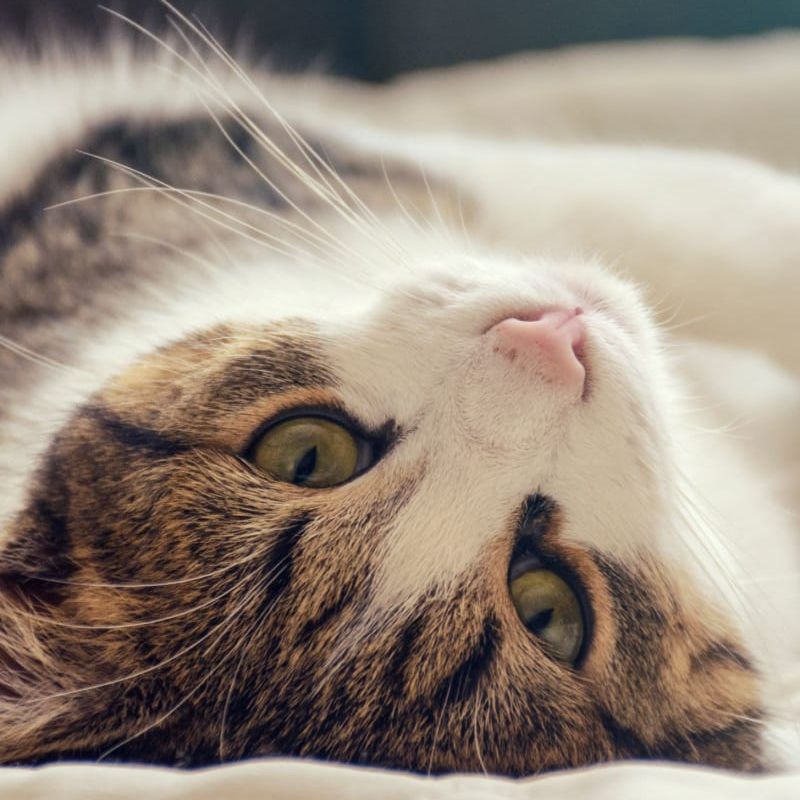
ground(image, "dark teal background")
xmin=3 ymin=1 xmax=800 ymax=80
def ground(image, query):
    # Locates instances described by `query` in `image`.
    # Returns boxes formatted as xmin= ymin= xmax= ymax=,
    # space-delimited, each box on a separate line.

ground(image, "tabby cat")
xmin=1 ymin=6 xmax=798 ymax=775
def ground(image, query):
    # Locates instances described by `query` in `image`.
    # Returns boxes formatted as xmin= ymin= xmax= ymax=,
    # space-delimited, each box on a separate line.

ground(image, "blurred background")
xmin=2 ymin=0 xmax=800 ymax=81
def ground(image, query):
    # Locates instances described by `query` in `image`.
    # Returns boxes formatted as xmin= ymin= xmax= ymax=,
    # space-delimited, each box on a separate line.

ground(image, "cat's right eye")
xmin=509 ymin=568 xmax=585 ymax=664
xmin=251 ymin=415 xmax=373 ymax=488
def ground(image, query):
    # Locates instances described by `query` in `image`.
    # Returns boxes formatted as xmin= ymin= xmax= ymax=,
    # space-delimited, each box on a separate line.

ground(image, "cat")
xmin=0 ymin=6 xmax=798 ymax=775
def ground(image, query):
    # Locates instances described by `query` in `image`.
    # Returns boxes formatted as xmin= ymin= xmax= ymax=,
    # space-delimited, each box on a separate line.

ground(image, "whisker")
xmin=217 ymin=592 xmax=281 ymax=760
xmin=48 ymin=183 xmax=365 ymax=267
xmin=107 ymin=230 xmax=217 ymax=270
xmin=455 ymin=189 xmax=476 ymax=252
xmin=39 ymin=570 xmax=261 ymax=700
xmin=380 ymin=156 xmax=429 ymax=237
xmin=64 ymin=149 xmax=422 ymax=302
xmin=33 ymin=542 xmax=295 ymax=706
xmin=188 ymin=86 xmax=385 ymax=269
xmin=471 ymin=695 xmax=488 ymax=775
xmin=97 ymin=650 xmax=224 ymax=761
xmin=74 ymin=150 xmax=333 ymax=263
xmin=420 ymin=165 xmax=449 ymax=239
xmin=14 ymin=573 xmax=246 ymax=631
xmin=103 ymin=4 xmax=404 ymax=271
xmin=97 ymin=572 xmax=268 ymax=760
xmin=671 ymin=475 xmax=771 ymax=651
xmin=165 ymin=3 xmax=409 ymax=260
xmin=427 ymin=674 xmax=453 ymax=775
xmin=35 ymin=546 xmax=263 ymax=590
xmin=0 ymin=334 xmax=87 ymax=374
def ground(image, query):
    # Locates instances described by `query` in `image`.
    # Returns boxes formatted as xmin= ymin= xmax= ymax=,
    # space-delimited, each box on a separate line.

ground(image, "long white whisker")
xmin=167 ymin=3 xmax=409 ymax=259
xmin=427 ymin=675 xmax=453 ymax=775
xmin=103 ymin=5 xmax=400 ymax=265
xmin=420 ymin=165 xmax=449 ymax=238
xmin=187 ymin=84 xmax=385 ymax=268
xmin=37 ymin=546 xmax=262 ymax=590
xmin=98 ymin=651 xmax=223 ymax=760
xmin=75 ymin=150 xmax=335 ymax=264
xmin=108 ymin=230 xmax=217 ymax=270
xmin=48 ymin=184 xmax=366 ymax=267
xmin=217 ymin=593 xmax=281 ymax=760
xmin=380 ymin=156 xmax=429 ymax=237
xmin=38 ymin=547 xmax=297 ymax=703
xmin=471 ymin=695 xmax=488 ymax=775
xmin=0 ymin=334 xmax=87 ymax=374
xmin=40 ymin=570 xmax=259 ymax=700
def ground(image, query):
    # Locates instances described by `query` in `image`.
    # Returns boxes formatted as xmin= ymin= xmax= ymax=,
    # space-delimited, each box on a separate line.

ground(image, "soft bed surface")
xmin=1 ymin=760 xmax=799 ymax=800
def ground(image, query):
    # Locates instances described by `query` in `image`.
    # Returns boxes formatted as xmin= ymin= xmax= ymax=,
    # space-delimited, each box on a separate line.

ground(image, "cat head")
xmin=0 ymin=249 xmax=763 ymax=772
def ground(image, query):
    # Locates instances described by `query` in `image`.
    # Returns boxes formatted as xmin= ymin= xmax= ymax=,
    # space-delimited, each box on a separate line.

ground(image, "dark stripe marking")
xmin=84 ymin=407 xmax=187 ymax=457
xmin=432 ymin=613 xmax=501 ymax=706
xmin=209 ymin=334 xmax=336 ymax=407
xmin=386 ymin=610 xmax=427 ymax=697
xmin=598 ymin=711 xmax=651 ymax=756
xmin=0 ymin=442 xmax=76 ymax=600
xmin=690 ymin=641 xmax=755 ymax=674
xmin=262 ymin=514 xmax=310 ymax=604
xmin=297 ymin=582 xmax=357 ymax=643
xmin=30 ymin=495 xmax=68 ymax=551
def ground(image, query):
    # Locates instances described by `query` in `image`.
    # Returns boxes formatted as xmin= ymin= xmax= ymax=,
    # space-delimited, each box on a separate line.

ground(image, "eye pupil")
xmin=293 ymin=446 xmax=318 ymax=484
xmin=528 ymin=607 xmax=554 ymax=634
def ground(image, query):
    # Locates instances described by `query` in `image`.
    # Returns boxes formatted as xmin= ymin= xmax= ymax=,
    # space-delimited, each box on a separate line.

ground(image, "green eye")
xmin=509 ymin=569 xmax=585 ymax=664
xmin=252 ymin=416 xmax=365 ymax=488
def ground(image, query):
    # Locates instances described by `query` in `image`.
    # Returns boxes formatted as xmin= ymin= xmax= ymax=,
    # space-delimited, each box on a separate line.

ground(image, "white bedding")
xmin=2 ymin=31 xmax=799 ymax=800
xmin=1 ymin=759 xmax=799 ymax=800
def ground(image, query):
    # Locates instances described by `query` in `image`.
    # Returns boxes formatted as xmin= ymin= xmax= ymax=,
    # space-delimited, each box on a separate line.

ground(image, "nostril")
xmin=488 ymin=307 xmax=588 ymax=394
xmin=491 ymin=309 xmax=586 ymax=357
xmin=510 ymin=306 xmax=583 ymax=324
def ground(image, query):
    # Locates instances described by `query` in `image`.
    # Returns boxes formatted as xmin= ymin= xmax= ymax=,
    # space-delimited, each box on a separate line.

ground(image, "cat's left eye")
xmin=251 ymin=415 xmax=372 ymax=488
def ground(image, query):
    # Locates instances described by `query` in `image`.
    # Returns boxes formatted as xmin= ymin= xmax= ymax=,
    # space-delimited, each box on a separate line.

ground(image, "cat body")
xmin=0 ymin=23 xmax=798 ymax=773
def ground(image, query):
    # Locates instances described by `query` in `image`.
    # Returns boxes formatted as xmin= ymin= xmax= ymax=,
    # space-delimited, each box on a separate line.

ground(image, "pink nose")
xmin=489 ymin=308 xmax=587 ymax=390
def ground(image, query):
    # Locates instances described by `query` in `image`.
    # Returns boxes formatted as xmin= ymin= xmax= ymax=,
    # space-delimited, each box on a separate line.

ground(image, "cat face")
xmin=0 ymin=256 xmax=762 ymax=772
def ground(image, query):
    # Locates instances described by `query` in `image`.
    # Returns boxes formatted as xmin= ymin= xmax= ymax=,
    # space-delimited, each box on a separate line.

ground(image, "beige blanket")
xmin=2 ymin=759 xmax=800 ymax=800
